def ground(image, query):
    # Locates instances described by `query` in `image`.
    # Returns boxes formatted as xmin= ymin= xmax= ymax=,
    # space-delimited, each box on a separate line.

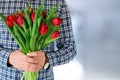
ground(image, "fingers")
xmin=26 ymin=51 xmax=45 ymax=63
xmin=27 ymin=51 xmax=44 ymax=57
xmin=20 ymin=61 xmax=43 ymax=72
xmin=16 ymin=56 xmax=41 ymax=72
xmin=20 ymin=54 xmax=42 ymax=72
xmin=22 ymin=55 xmax=39 ymax=63
xmin=9 ymin=50 xmax=46 ymax=72
xmin=23 ymin=63 xmax=40 ymax=72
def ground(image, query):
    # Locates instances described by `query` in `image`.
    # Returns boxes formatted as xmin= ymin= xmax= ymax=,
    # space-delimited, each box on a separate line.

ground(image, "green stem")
xmin=21 ymin=71 xmax=38 ymax=80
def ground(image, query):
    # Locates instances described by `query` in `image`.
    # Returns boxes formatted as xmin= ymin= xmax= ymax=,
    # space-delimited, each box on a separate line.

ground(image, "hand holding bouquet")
xmin=0 ymin=2 xmax=62 ymax=80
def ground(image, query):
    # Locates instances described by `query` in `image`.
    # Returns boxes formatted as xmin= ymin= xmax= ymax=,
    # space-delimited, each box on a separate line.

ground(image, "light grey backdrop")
xmin=54 ymin=0 xmax=120 ymax=80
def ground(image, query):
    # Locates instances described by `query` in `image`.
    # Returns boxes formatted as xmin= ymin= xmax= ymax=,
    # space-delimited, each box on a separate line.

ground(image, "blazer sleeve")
xmin=0 ymin=46 xmax=13 ymax=67
xmin=46 ymin=0 xmax=77 ymax=67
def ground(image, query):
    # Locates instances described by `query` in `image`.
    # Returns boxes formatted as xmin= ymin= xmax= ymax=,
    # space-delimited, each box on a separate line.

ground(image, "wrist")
xmin=7 ymin=51 xmax=13 ymax=67
xmin=44 ymin=55 xmax=50 ymax=69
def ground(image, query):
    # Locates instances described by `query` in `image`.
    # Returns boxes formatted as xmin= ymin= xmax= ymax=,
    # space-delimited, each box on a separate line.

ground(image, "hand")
xmin=8 ymin=50 xmax=46 ymax=72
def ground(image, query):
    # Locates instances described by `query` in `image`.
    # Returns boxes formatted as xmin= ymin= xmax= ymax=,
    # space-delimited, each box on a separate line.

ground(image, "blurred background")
xmin=54 ymin=0 xmax=120 ymax=80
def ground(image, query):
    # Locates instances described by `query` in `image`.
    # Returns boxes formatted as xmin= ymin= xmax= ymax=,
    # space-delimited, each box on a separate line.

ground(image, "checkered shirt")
xmin=0 ymin=0 xmax=76 ymax=80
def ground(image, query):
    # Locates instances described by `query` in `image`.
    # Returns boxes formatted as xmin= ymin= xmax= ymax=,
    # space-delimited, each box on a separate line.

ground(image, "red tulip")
xmin=7 ymin=14 xmax=16 ymax=22
xmin=39 ymin=23 xmax=48 ymax=35
xmin=52 ymin=17 xmax=62 ymax=26
xmin=23 ymin=13 xmax=26 ymax=18
xmin=6 ymin=20 xmax=14 ymax=27
xmin=16 ymin=14 xmax=23 ymax=26
xmin=30 ymin=12 xmax=35 ymax=22
xmin=6 ymin=14 xmax=16 ymax=27
xmin=51 ymin=31 xmax=59 ymax=39
xmin=42 ymin=10 xmax=46 ymax=17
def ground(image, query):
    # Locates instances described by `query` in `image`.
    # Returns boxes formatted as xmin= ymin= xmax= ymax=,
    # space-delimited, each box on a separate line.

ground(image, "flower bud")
xmin=23 ymin=13 xmax=26 ymax=18
xmin=6 ymin=14 xmax=16 ymax=27
xmin=30 ymin=12 xmax=35 ymax=22
xmin=51 ymin=31 xmax=59 ymax=39
xmin=7 ymin=14 xmax=16 ymax=22
xmin=6 ymin=20 xmax=14 ymax=27
xmin=39 ymin=23 xmax=48 ymax=35
xmin=16 ymin=14 xmax=23 ymax=26
xmin=42 ymin=10 xmax=46 ymax=17
xmin=52 ymin=17 xmax=62 ymax=26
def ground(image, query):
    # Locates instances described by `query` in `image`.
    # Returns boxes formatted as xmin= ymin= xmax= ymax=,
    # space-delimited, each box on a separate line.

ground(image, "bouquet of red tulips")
xmin=0 ymin=2 xmax=62 ymax=80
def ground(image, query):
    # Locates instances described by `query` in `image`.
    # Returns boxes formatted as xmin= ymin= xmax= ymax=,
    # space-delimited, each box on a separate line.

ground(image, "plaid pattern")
xmin=0 ymin=0 xmax=76 ymax=80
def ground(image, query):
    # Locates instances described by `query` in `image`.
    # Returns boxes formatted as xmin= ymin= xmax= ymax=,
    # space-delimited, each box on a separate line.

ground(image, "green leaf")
xmin=47 ymin=37 xmax=59 ymax=44
xmin=55 ymin=4 xmax=59 ymax=12
xmin=38 ymin=16 xmax=43 ymax=27
xmin=35 ymin=35 xmax=42 ymax=50
xmin=32 ymin=2 xmax=44 ymax=36
xmin=24 ymin=7 xmax=32 ymax=31
xmin=41 ymin=37 xmax=59 ymax=49
xmin=30 ymin=33 xmax=38 ymax=51
xmin=14 ymin=23 xmax=31 ymax=53
xmin=25 ymin=29 xmax=31 ymax=52
xmin=13 ymin=25 xmax=27 ymax=53
xmin=22 ymin=20 xmax=28 ymax=32
xmin=46 ymin=7 xmax=58 ymax=22
xmin=38 ymin=37 xmax=45 ymax=49
xmin=14 ymin=23 xmax=27 ymax=40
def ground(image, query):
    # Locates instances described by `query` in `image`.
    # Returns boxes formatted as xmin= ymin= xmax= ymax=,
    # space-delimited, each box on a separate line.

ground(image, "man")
xmin=0 ymin=0 xmax=76 ymax=80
